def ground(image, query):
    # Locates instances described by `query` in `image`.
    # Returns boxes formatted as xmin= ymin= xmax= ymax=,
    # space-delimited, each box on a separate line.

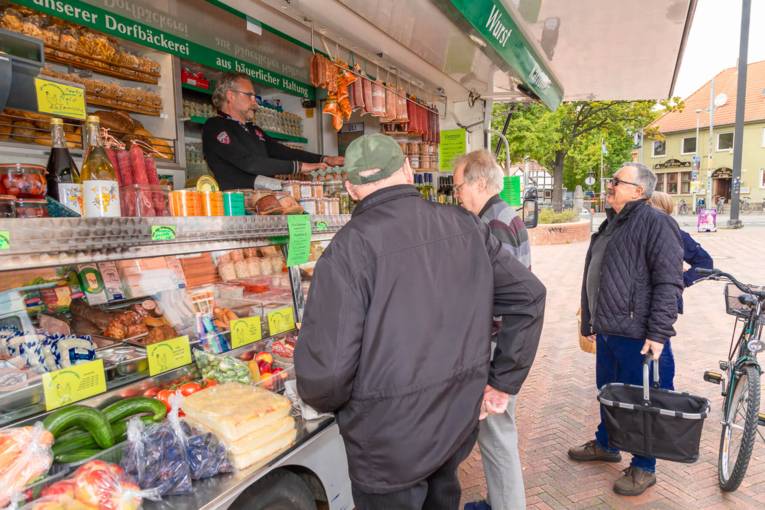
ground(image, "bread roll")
xmin=91 ymin=110 xmax=134 ymax=135
xmin=12 ymin=121 xmax=36 ymax=143
xmin=0 ymin=115 xmax=11 ymax=141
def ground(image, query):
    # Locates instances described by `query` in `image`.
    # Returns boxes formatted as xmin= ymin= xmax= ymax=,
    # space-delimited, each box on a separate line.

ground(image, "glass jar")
xmin=15 ymin=198 xmax=49 ymax=218
xmin=0 ymin=164 xmax=47 ymax=198
xmin=0 ymin=195 xmax=15 ymax=217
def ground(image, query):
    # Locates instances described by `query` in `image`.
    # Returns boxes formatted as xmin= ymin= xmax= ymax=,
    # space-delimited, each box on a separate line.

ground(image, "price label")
xmin=147 ymin=335 xmax=192 ymax=376
xmin=151 ymin=225 xmax=177 ymax=241
xmin=42 ymin=360 xmax=107 ymax=411
xmin=287 ymin=215 xmax=312 ymax=267
xmin=267 ymin=307 xmax=296 ymax=336
xmin=0 ymin=231 xmax=9 ymax=250
xmin=34 ymin=78 xmax=87 ymax=120
xmin=230 ymin=316 xmax=263 ymax=349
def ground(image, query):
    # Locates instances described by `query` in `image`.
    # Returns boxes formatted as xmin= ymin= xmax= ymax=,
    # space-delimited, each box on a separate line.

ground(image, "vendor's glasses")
xmin=233 ymin=90 xmax=257 ymax=99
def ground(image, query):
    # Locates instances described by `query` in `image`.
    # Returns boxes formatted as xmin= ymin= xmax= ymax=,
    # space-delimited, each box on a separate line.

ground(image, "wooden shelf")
xmin=45 ymin=47 xmax=160 ymax=85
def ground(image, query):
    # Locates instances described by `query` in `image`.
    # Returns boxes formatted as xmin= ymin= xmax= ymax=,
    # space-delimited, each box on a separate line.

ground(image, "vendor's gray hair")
xmin=456 ymin=150 xmax=505 ymax=193
xmin=621 ymin=162 xmax=657 ymax=198
xmin=212 ymin=72 xmax=252 ymax=109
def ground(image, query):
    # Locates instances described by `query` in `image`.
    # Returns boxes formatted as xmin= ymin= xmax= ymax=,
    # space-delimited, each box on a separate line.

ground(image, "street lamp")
xmin=694 ymin=108 xmax=701 ymax=213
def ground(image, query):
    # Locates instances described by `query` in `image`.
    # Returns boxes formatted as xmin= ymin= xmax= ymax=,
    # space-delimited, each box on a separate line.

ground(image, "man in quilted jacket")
xmin=568 ymin=163 xmax=684 ymax=496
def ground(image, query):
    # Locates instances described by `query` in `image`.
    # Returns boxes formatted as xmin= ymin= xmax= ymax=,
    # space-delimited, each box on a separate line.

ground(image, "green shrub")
xmin=539 ymin=209 xmax=579 ymax=224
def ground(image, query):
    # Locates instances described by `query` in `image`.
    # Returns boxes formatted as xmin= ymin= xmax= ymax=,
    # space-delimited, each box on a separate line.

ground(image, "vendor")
xmin=202 ymin=72 xmax=343 ymax=190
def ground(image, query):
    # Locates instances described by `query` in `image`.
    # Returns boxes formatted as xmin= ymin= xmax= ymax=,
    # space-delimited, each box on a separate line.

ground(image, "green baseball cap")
xmin=343 ymin=134 xmax=405 ymax=185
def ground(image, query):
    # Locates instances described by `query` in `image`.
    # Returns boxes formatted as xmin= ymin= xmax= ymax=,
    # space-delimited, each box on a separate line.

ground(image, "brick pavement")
xmin=459 ymin=227 xmax=765 ymax=509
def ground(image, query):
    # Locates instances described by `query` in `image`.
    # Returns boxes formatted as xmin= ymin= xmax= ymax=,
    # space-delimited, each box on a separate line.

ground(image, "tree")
xmin=492 ymin=99 xmax=682 ymax=211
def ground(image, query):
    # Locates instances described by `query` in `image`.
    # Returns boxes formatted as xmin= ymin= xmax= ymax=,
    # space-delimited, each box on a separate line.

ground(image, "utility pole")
xmin=729 ymin=0 xmax=751 ymax=228
xmin=693 ymin=110 xmax=701 ymax=214
xmin=705 ymin=78 xmax=714 ymax=211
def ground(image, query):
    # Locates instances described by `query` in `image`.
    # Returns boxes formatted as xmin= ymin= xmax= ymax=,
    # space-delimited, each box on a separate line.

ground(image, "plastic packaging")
xmin=120 ymin=184 xmax=170 ymax=217
xmin=0 ymin=423 xmax=54 ymax=507
xmin=169 ymin=190 xmax=202 ymax=216
xmin=193 ymin=349 xmax=251 ymax=384
xmin=223 ymin=192 xmax=245 ymax=216
xmin=201 ymin=191 xmax=224 ymax=216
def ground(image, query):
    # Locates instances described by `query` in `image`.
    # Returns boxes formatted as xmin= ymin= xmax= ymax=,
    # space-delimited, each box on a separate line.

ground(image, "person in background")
xmin=202 ymin=72 xmax=343 ymax=190
xmin=568 ymin=163 xmax=683 ymax=497
xmin=453 ymin=150 xmax=533 ymax=510
xmin=295 ymin=134 xmax=546 ymax=510
xmin=649 ymin=191 xmax=714 ymax=313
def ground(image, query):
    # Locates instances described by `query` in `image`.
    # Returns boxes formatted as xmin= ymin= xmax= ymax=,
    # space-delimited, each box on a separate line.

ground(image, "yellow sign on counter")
xmin=267 ymin=307 xmax=296 ymax=336
xmin=230 ymin=316 xmax=263 ymax=349
xmin=42 ymin=359 xmax=107 ymax=411
xmin=34 ymin=78 xmax=87 ymax=120
xmin=147 ymin=335 xmax=192 ymax=376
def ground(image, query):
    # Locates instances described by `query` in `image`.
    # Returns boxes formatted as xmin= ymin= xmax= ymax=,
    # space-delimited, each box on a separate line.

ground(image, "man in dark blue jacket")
xmin=568 ymin=163 xmax=684 ymax=496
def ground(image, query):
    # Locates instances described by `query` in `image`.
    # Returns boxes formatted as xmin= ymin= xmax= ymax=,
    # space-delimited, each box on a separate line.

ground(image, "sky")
xmin=673 ymin=0 xmax=765 ymax=99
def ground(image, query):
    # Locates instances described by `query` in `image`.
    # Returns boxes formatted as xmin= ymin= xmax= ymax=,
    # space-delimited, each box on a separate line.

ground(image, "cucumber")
xmin=54 ymin=449 xmax=104 ymax=464
xmin=52 ymin=416 xmax=154 ymax=458
xmin=102 ymin=397 xmax=167 ymax=424
xmin=43 ymin=405 xmax=114 ymax=449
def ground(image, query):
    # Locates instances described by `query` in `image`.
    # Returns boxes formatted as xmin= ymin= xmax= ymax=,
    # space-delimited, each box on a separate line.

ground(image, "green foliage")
xmin=538 ymin=208 xmax=579 ymax=224
xmin=491 ymin=99 xmax=684 ymax=208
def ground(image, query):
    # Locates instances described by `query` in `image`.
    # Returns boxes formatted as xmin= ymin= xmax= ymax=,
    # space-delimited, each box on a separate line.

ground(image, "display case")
xmin=0 ymin=214 xmax=350 ymax=509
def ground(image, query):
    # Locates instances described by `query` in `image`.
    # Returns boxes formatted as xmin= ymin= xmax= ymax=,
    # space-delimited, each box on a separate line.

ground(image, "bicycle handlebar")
xmin=697 ymin=268 xmax=765 ymax=297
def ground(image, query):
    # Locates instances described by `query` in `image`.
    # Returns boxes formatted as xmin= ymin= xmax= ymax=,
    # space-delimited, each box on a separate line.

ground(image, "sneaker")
xmin=612 ymin=466 xmax=656 ymax=496
xmin=567 ymin=440 xmax=622 ymax=462
xmin=463 ymin=501 xmax=492 ymax=510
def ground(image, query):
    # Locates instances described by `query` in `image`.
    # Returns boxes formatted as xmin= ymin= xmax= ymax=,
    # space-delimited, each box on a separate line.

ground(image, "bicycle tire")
xmin=718 ymin=365 xmax=760 ymax=491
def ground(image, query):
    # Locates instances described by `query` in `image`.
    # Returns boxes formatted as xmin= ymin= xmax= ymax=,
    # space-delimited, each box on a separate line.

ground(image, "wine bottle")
xmin=81 ymin=116 xmax=121 ymax=217
xmin=46 ymin=118 xmax=82 ymax=214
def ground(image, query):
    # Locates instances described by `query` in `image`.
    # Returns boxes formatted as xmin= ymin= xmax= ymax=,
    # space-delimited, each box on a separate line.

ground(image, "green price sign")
xmin=0 ymin=230 xmax=9 ymax=250
xmin=286 ymin=215 xmax=312 ymax=267
xmin=151 ymin=225 xmax=177 ymax=241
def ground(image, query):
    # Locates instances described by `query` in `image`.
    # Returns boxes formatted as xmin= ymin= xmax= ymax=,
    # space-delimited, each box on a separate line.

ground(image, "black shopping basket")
xmin=597 ymin=355 xmax=710 ymax=463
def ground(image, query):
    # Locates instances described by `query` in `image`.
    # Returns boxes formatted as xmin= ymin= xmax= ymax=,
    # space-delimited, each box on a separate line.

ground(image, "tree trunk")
xmin=552 ymin=150 xmax=566 ymax=212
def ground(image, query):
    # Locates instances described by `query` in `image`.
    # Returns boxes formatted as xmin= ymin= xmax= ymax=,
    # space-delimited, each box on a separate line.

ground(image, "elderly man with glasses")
xmin=202 ymin=72 xmax=343 ymax=190
xmin=568 ymin=163 xmax=684 ymax=497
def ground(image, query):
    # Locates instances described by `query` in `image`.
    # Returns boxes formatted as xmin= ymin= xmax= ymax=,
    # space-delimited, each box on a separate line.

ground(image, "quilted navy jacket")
xmin=580 ymin=200 xmax=684 ymax=344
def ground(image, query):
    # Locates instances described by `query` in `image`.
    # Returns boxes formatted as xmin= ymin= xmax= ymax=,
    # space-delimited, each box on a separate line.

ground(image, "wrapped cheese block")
xmin=182 ymin=383 xmax=296 ymax=470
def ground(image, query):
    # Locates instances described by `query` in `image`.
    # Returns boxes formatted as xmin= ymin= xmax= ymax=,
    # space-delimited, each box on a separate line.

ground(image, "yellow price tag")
xmin=267 ymin=307 xmax=295 ymax=336
xmin=42 ymin=359 xmax=107 ymax=411
xmin=231 ymin=316 xmax=263 ymax=349
xmin=34 ymin=78 xmax=87 ymax=120
xmin=147 ymin=335 xmax=192 ymax=376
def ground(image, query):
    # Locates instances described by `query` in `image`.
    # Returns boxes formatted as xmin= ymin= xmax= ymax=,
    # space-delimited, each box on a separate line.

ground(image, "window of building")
xmin=667 ymin=172 xmax=678 ymax=194
xmin=680 ymin=171 xmax=691 ymax=194
xmin=760 ymin=168 xmax=765 ymax=188
xmin=762 ymin=128 xmax=765 ymax=147
xmin=681 ymin=137 xmax=696 ymax=154
xmin=717 ymin=132 xmax=734 ymax=151
xmin=655 ymin=174 xmax=665 ymax=192
xmin=652 ymin=140 xmax=666 ymax=157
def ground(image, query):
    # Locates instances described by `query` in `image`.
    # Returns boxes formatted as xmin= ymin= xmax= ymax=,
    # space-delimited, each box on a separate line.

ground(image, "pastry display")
xmin=69 ymin=299 xmax=177 ymax=344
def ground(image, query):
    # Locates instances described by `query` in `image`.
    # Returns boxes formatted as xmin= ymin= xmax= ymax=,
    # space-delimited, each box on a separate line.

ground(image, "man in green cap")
xmin=295 ymin=134 xmax=546 ymax=510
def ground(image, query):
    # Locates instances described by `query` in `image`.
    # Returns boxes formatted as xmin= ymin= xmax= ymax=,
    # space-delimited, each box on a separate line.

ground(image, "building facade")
xmin=642 ymin=60 xmax=765 ymax=211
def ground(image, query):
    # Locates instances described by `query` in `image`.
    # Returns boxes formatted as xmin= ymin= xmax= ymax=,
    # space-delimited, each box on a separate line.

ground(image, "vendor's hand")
xmin=479 ymin=385 xmax=510 ymax=420
xmin=300 ymin=162 xmax=328 ymax=173
xmin=322 ymin=155 xmax=344 ymax=166
xmin=641 ymin=339 xmax=664 ymax=360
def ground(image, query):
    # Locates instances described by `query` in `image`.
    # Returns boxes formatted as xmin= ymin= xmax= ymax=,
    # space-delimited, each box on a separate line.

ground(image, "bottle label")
xmin=83 ymin=180 xmax=120 ymax=217
xmin=58 ymin=183 xmax=83 ymax=215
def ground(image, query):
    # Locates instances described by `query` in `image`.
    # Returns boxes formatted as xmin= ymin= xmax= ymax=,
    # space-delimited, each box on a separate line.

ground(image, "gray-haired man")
xmin=454 ymin=150 xmax=536 ymax=510
xmin=569 ymin=163 xmax=684 ymax=496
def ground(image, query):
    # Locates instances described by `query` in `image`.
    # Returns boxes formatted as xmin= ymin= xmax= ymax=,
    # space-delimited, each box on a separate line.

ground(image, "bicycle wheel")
xmin=719 ymin=365 xmax=761 ymax=491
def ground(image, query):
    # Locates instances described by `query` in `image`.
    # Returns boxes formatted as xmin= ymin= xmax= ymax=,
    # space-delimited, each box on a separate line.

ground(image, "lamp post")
xmin=693 ymin=109 xmax=701 ymax=213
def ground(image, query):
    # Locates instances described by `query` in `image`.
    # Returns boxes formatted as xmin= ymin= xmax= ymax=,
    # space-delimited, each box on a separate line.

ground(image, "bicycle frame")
xmin=722 ymin=299 xmax=764 ymax=423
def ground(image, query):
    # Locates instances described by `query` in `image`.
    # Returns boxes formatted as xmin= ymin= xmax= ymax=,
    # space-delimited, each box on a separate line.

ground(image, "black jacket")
xmin=295 ymin=185 xmax=546 ymax=493
xmin=580 ymin=200 xmax=683 ymax=343
xmin=202 ymin=113 xmax=323 ymax=190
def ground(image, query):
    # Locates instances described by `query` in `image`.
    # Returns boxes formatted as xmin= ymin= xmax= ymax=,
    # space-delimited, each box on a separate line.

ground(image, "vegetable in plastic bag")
xmin=193 ymin=349 xmax=251 ymax=384
xmin=181 ymin=420 xmax=233 ymax=480
xmin=0 ymin=423 xmax=54 ymax=507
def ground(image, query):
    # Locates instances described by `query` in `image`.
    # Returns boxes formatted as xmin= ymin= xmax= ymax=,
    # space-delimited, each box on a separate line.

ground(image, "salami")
xmin=130 ymin=144 xmax=149 ymax=184
xmin=144 ymin=156 xmax=160 ymax=185
xmin=383 ymin=87 xmax=397 ymax=122
xmin=105 ymin=148 xmax=122 ymax=185
xmin=115 ymin=150 xmax=133 ymax=186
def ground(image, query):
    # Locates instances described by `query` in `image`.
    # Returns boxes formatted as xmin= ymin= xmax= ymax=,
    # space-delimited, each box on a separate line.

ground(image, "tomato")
xmin=142 ymin=387 xmax=160 ymax=398
xmin=155 ymin=389 xmax=174 ymax=413
xmin=119 ymin=387 xmax=141 ymax=398
xmin=179 ymin=382 xmax=202 ymax=396
xmin=202 ymin=378 xmax=217 ymax=388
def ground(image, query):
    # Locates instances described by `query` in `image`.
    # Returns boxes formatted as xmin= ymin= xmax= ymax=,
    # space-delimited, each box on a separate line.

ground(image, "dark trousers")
xmin=594 ymin=333 xmax=675 ymax=472
xmin=351 ymin=427 xmax=478 ymax=510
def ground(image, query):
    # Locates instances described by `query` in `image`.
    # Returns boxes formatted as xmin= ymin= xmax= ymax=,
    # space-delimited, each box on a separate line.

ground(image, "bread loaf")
xmin=92 ymin=110 xmax=135 ymax=135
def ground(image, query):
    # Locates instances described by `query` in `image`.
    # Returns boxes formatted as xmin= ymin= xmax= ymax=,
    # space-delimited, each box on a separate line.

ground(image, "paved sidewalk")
xmin=459 ymin=228 xmax=765 ymax=509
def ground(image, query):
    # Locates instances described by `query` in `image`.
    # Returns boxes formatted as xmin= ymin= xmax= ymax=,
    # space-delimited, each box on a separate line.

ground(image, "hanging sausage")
xmin=371 ymin=81 xmax=386 ymax=117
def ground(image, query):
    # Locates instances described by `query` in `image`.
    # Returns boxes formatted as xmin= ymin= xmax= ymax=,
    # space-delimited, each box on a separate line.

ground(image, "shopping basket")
xmin=597 ymin=355 xmax=710 ymax=463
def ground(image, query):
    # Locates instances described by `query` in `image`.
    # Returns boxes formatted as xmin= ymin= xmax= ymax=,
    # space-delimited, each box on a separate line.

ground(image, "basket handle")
xmin=642 ymin=354 xmax=660 ymax=404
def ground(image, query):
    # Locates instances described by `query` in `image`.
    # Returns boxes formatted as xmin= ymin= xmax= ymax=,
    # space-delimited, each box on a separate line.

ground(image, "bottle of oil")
xmin=46 ymin=118 xmax=82 ymax=214
xmin=81 ymin=116 xmax=120 ymax=217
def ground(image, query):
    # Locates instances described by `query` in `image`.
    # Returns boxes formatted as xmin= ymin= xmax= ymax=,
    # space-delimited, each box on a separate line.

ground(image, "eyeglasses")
xmin=454 ymin=182 xmax=465 ymax=194
xmin=232 ymin=89 xmax=257 ymax=99
xmin=609 ymin=177 xmax=641 ymax=188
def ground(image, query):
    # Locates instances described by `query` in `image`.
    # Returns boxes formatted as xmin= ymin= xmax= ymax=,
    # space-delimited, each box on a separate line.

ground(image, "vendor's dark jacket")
xmin=295 ymin=185 xmax=546 ymax=493
xmin=580 ymin=199 xmax=684 ymax=343
xmin=202 ymin=113 xmax=322 ymax=190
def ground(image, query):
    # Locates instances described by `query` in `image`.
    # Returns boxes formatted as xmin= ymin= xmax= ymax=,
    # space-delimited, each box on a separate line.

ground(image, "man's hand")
xmin=641 ymin=339 xmax=664 ymax=360
xmin=300 ymin=162 xmax=328 ymax=173
xmin=322 ymin=155 xmax=344 ymax=166
xmin=585 ymin=334 xmax=596 ymax=343
xmin=478 ymin=385 xmax=510 ymax=420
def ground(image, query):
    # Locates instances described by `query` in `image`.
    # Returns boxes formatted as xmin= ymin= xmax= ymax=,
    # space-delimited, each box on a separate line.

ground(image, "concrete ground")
xmin=459 ymin=227 xmax=765 ymax=509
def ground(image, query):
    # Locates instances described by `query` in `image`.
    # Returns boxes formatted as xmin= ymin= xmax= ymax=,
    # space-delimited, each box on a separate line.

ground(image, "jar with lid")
xmin=15 ymin=198 xmax=49 ymax=218
xmin=0 ymin=195 xmax=15 ymax=217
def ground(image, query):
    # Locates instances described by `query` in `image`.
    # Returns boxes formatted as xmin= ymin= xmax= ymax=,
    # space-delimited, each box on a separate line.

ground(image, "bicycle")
xmin=698 ymin=268 xmax=765 ymax=491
